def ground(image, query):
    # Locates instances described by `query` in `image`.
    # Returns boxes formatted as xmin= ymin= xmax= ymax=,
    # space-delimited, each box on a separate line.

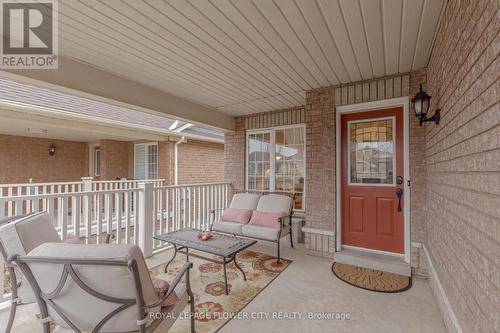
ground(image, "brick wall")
xmin=0 ymin=135 xmax=87 ymax=183
xmin=99 ymin=140 xmax=130 ymax=180
xmin=178 ymin=139 xmax=224 ymax=184
xmin=303 ymin=87 xmax=336 ymax=257
xmin=224 ymin=72 xmax=429 ymax=259
xmin=424 ymin=0 xmax=499 ymax=332
xmin=224 ymin=117 xmax=246 ymax=193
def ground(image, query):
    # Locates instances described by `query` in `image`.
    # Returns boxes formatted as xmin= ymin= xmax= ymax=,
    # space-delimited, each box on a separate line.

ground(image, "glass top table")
xmin=154 ymin=228 xmax=257 ymax=295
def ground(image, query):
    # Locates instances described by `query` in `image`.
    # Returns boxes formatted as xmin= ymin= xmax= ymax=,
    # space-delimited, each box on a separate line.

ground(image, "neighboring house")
xmin=0 ymin=80 xmax=225 ymax=185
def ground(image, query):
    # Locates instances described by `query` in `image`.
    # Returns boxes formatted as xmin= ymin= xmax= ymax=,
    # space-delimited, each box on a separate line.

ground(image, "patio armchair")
xmin=0 ymin=212 xmax=112 ymax=333
xmin=9 ymin=242 xmax=195 ymax=333
xmin=0 ymin=212 xmax=61 ymax=333
xmin=210 ymin=192 xmax=294 ymax=262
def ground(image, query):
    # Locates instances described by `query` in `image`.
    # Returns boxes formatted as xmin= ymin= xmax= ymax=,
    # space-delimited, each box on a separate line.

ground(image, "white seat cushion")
xmin=212 ymin=221 xmax=243 ymax=234
xmin=242 ymin=224 xmax=280 ymax=241
xmin=0 ymin=212 xmax=61 ymax=304
xmin=256 ymin=194 xmax=292 ymax=213
xmin=229 ymin=193 xmax=261 ymax=210
xmin=27 ymin=243 xmax=159 ymax=333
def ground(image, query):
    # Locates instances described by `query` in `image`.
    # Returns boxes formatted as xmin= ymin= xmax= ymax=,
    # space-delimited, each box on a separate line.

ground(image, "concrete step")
xmin=334 ymin=247 xmax=411 ymax=277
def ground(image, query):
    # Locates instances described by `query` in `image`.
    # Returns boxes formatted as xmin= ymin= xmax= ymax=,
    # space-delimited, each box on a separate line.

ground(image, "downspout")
xmin=174 ymin=136 xmax=186 ymax=185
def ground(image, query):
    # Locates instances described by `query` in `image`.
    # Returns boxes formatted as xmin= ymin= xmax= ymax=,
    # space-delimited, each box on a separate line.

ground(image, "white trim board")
xmin=423 ymin=245 xmax=463 ymax=333
xmin=335 ymin=97 xmax=411 ymax=263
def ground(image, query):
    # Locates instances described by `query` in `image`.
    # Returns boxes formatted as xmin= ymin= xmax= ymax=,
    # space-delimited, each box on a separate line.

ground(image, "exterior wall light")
xmin=48 ymin=144 xmax=56 ymax=156
xmin=411 ymin=84 xmax=440 ymax=126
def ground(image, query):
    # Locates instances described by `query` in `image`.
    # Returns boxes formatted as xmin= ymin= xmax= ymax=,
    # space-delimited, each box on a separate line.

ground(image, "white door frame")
xmin=335 ymin=97 xmax=411 ymax=263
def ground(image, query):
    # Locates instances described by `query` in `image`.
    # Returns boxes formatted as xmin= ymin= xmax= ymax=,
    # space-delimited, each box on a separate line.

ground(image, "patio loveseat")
xmin=210 ymin=192 xmax=294 ymax=262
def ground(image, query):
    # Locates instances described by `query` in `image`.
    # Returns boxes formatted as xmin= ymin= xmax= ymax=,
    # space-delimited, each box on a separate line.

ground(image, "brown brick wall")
xmin=224 ymin=117 xmax=246 ymax=193
xmin=0 ymin=135 xmax=87 ymax=184
xmin=224 ymin=72 xmax=429 ymax=258
xmin=424 ymin=1 xmax=499 ymax=332
xmin=99 ymin=140 xmax=130 ymax=180
xmin=178 ymin=139 xmax=224 ymax=185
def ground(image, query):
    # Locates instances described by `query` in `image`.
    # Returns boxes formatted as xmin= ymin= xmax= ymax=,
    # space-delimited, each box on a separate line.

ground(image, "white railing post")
xmin=81 ymin=177 xmax=93 ymax=227
xmin=138 ymin=182 xmax=153 ymax=258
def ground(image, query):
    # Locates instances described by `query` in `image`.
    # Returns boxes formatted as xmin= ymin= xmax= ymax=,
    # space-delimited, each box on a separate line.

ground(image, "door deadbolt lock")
xmin=396 ymin=176 xmax=404 ymax=185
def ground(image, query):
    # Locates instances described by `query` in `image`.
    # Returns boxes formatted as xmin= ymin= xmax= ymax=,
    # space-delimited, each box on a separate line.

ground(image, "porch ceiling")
xmin=3 ymin=0 xmax=444 ymax=118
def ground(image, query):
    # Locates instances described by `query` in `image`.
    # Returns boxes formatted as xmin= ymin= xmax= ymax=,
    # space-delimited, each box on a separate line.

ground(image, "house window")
xmin=246 ymin=125 xmax=305 ymax=209
xmin=94 ymin=148 xmax=101 ymax=176
xmin=134 ymin=143 xmax=158 ymax=180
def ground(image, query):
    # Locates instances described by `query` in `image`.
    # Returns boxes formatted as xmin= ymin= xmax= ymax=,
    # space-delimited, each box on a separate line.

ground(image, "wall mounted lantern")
xmin=411 ymin=84 xmax=440 ymax=126
xmin=48 ymin=144 xmax=56 ymax=156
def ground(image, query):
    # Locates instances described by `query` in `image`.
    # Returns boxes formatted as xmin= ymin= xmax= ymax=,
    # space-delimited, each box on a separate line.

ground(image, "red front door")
xmin=341 ymin=107 xmax=404 ymax=254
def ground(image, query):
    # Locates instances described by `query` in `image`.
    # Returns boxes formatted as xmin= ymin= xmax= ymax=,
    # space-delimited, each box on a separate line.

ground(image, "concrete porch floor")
xmin=0 ymin=240 xmax=446 ymax=333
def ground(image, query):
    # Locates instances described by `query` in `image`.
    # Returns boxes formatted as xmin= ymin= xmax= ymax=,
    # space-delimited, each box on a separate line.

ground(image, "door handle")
xmin=396 ymin=188 xmax=403 ymax=212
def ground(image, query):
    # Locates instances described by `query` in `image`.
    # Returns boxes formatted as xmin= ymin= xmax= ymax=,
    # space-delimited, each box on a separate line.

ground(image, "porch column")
xmin=81 ymin=177 xmax=93 ymax=230
xmin=137 ymin=182 xmax=154 ymax=258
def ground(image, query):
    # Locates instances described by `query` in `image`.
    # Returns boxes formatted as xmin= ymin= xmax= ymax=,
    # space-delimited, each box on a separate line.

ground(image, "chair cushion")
xmin=0 ymin=212 xmax=60 ymax=304
xmin=220 ymin=208 xmax=253 ymax=224
xmin=212 ymin=221 xmax=243 ymax=234
xmin=242 ymin=224 xmax=280 ymax=241
xmin=256 ymin=194 xmax=293 ymax=213
xmin=27 ymin=243 xmax=159 ymax=332
xmin=0 ymin=212 xmax=60 ymax=258
xmin=248 ymin=211 xmax=287 ymax=229
xmin=229 ymin=193 xmax=261 ymax=210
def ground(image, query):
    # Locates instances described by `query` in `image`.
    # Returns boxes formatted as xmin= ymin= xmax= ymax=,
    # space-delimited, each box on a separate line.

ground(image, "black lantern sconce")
xmin=48 ymin=144 xmax=56 ymax=156
xmin=411 ymin=84 xmax=440 ymax=126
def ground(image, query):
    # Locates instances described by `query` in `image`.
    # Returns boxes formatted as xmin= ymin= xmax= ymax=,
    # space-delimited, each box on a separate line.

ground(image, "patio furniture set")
xmin=0 ymin=192 xmax=294 ymax=333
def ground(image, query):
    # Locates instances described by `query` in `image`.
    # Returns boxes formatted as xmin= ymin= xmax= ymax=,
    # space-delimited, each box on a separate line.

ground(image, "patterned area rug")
xmin=332 ymin=262 xmax=411 ymax=293
xmin=150 ymin=250 xmax=291 ymax=333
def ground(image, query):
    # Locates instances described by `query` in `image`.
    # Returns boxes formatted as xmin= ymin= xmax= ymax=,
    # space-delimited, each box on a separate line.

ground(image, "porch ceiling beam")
xmin=1 ymin=56 xmax=235 ymax=131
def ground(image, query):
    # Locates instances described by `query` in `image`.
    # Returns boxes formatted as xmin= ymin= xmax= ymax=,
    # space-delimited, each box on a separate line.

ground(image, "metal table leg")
xmin=223 ymin=257 xmax=228 ymax=295
xmin=164 ymin=244 xmax=178 ymax=273
xmin=232 ymin=253 xmax=247 ymax=281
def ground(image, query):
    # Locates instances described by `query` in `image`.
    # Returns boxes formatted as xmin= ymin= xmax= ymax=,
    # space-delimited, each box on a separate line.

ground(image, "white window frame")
xmin=347 ymin=116 xmax=396 ymax=187
xmin=134 ymin=142 xmax=158 ymax=180
xmin=245 ymin=124 xmax=306 ymax=211
xmin=94 ymin=148 xmax=101 ymax=176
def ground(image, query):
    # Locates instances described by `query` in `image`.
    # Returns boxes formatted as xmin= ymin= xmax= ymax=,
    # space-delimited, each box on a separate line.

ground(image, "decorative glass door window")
xmin=134 ymin=143 xmax=158 ymax=180
xmin=246 ymin=125 xmax=305 ymax=209
xmin=348 ymin=118 xmax=395 ymax=185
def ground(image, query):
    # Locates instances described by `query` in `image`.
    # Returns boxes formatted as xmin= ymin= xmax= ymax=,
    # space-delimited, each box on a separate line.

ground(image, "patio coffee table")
xmin=154 ymin=228 xmax=257 ymax=295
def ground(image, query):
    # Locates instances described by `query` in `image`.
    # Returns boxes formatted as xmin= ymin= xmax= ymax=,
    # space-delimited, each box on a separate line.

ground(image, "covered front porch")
xmin=0 ymin=0 xmax=498 ymax=332
xmin=1 ymin=241 xmax=446 ymax=333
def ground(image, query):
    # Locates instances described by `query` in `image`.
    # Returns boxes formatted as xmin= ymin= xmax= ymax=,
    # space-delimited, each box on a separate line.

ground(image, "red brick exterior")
xmin=0 ymin=135 xmax=87 ymax=183
xmin=178 ymin=139 xmax=225 ymax=184
xmin=99 ymin=140 xmax=130 ymax=180
xmin=0 ymin=135 xmax=224 ymax=186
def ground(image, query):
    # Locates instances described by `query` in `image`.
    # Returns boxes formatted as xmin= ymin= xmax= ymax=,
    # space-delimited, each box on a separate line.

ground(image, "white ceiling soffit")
xmin=0 ymin=78 xmax=225 ymax=142
xmin=6 ymin=0 xmax=444 ymax=117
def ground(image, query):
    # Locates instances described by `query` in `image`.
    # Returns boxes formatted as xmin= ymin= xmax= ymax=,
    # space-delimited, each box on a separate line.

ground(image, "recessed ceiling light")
xmin=28 ymin=128 xmax=48 ymax=134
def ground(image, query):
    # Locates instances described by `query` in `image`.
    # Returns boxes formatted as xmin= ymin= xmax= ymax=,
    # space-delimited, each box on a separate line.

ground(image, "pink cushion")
xmin=151 ymin=277 xmax=178 ymax=307
xmin=248 ymin=211 xmax=287 ymax=229
xmin=63 ymin=234 xmax=81 ymax=244
xmin=220 ymin=208 xmax=253 ymax=224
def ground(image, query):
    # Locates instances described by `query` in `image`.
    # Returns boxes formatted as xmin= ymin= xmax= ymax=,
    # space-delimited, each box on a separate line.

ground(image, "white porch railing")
xmin=0 ymin=178 xmax=165 ymax=217
xmin=0 ymin=181 xmax=230 ymax=303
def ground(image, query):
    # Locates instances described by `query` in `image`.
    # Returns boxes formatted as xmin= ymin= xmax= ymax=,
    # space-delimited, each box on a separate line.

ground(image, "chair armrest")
xmin=278 ymin=215 xmax=292 ymax=226
xmin=145 ymin=262 xmax=193 ymax=309
xmin=210 ymin=208 xmax=225 ymax=229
